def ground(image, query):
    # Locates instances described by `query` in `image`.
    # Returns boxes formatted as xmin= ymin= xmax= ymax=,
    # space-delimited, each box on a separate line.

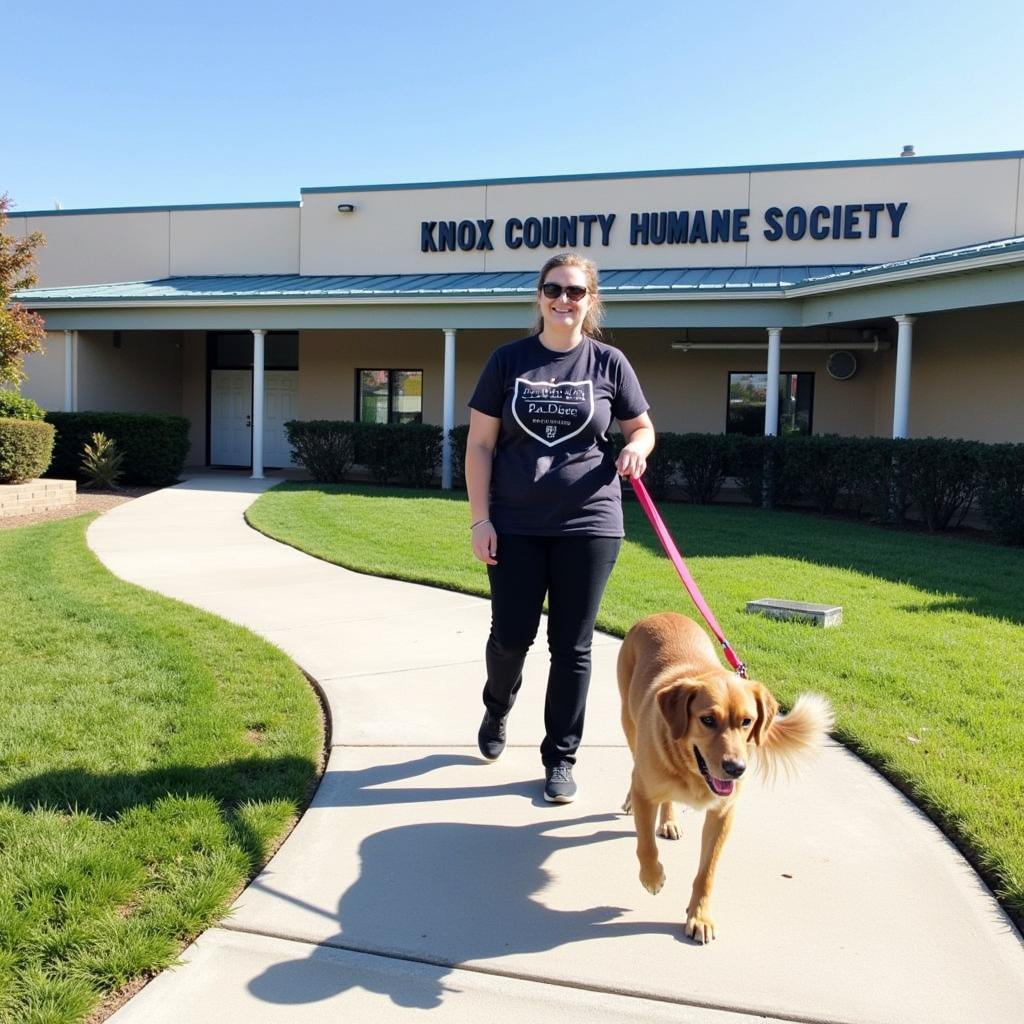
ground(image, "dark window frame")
xmin=725 ymin=370 xmax=815 ymax=436
xmin=355 ymin=368 xmax=424 ymax=424
xmin=206 ymin=331 xmax=299 ymax=371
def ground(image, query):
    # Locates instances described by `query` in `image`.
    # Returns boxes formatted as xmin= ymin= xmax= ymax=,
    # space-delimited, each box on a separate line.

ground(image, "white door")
xmin=210 ymin=370 xmax=252 ymax=466
xmin=264 ymin=371 xmax=299 ymax=468
xmin=210 ymin=369 xmax=299 ymax=468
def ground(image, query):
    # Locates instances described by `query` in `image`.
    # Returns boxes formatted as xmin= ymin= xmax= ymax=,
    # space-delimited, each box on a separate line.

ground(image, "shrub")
xmin=675 ymin=433 xmax=730 ymax=504
xmin=727 ymin=435 xmax=770 ymax=506
xmin=0 ymin=417 xmax=55 ymax=482
xmin=0 ymin=391 xmax=45 ymax=421
xmin=978 ymin=444 xmax=1024 ymax=545
xmin=449 ymin=423 xmax=470 ymax=486
xmin=284 ymin=420 xmax=356 ymax=483
xmin=902 ymin=438 xmax=983 ymax=531
xmin=353 ymin=423 xmax=400 ymax=484
xmin=838 ymin=437 xmax=899 ymax=519
xmin=81 ymin=432 xmax=124 ymax=490
xmin=45 ymin=412 xmax=190 ymax=486
xmin=353 ymin=422 xmax=442 ymax=487
xmin=392 ymin=423 xmax=443 ymax=487
xmin=637 ymin=432 xmax=678 ymax=500
xmin=779 ymin=434 xmax=885 ymax=515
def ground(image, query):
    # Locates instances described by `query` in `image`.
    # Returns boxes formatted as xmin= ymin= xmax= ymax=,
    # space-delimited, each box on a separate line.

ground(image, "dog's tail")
xmin=755 ymin=693 xmax=834 ymax=781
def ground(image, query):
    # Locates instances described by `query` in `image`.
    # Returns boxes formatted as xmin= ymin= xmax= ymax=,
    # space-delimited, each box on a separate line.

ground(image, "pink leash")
xmin=629 ymin=475 xmax=748 ymax=678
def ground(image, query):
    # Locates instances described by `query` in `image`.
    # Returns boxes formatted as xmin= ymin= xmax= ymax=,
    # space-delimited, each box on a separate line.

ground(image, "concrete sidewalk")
xmin=90 ymin=473 xmax=1024 ymax=1024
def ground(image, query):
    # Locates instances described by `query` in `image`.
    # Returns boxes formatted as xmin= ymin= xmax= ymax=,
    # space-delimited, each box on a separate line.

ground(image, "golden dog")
xmin=617 ymin=611 xmax=833 ymax=943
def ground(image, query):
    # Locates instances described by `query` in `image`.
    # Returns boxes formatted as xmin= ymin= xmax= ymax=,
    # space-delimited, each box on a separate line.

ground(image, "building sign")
xmin=420 ymin=202 xmax=909 ymax=252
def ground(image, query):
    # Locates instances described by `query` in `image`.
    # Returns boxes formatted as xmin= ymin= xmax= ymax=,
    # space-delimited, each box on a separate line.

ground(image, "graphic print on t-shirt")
xmin=511 ymin=378 xmax=595 ymax=448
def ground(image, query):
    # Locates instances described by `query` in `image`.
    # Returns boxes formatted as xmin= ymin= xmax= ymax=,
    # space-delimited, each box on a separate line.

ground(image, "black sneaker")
xmin=477 ymin=712 xmax=507 ymax=761
xmin=543 ymin=762 xmax=577 ymax=803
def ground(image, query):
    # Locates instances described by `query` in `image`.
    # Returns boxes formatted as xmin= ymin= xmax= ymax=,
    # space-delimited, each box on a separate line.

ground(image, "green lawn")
xmin=0 ymin=516 xmax=323 ymax=1024
xmin=248 ymin=482 xmax=1024 ymax=923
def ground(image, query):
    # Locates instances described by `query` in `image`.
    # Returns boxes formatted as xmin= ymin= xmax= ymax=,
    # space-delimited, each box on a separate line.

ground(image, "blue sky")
xmin=4 ymin=0 xmax=1023 ymax=211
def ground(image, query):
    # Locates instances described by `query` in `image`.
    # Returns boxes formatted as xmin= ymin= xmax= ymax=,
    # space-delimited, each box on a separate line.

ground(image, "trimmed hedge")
xmin=0 ymin=418 xmax=56 ymax=483
xmin=355 ymin=422 xmax=443 ymax=487
xmin=674 ymin=432 xmax=732 ymax=504
xmin=285 ymin=420 xmax=356 ymax=483
xmin=449 ymin=423 xmax=470 ymax=486
xmin=286 ymin=420 xmax=443 ymax=487
xmin=288 ymin=421 xmax=1024 ymax=545
xmin=0 ymin=392 xmax=46 ymax=421
xmin=978 ymin=444 xmax=1024 ymax=545
xmin=902 ymin=438 xmax=982 ymax=531
xmin=45 ymin=412 xmax=190 ymax=486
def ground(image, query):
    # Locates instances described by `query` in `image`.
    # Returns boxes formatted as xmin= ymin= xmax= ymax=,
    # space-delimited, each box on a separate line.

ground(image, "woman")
xmin=465 ymin=252 xmax=655 ymax=803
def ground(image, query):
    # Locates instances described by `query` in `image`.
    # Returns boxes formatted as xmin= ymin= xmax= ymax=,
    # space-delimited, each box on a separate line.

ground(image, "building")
xmin=10 ymin=149 xmax=1024 ymax=484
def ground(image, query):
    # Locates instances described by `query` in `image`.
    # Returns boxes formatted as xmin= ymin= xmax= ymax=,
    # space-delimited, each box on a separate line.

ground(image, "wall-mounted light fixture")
xmin=337 ymin=203 xmax=356 ymax=213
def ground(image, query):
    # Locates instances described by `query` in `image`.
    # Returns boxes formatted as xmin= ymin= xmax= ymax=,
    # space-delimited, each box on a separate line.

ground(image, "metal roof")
xmin=15 ymin=236 xmax=1024 ymax=307
xmin=16 ymin=266 xmax=864 ymax=304
xmin=800 ymin=235 xmax=1024 ymax=285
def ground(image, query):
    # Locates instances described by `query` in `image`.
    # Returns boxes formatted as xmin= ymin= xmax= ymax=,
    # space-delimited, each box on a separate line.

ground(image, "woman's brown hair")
xmin=533 ymin=251 xmax=605 ymax=339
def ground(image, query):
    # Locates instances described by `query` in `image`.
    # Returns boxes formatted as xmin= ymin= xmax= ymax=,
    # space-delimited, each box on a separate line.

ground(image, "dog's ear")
xmin=656 ymin=681 xmax=698 ymax=740
xmin=749 ymin=682 xmax=779 ymax=746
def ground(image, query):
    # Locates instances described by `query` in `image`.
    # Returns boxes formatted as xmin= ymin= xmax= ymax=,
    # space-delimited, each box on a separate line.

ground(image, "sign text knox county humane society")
xmin=420 ymin=202 xmax=908 ymax=252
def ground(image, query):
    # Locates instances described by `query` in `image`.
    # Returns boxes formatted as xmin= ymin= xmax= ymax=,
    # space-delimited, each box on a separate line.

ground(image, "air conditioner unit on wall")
xmin=826 ymin=350 xmax=858 ymax=381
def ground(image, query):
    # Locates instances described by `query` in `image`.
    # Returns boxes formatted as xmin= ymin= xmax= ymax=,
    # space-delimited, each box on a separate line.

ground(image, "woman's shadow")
xmin=247 ymin=752 xmax=681 ymax=1010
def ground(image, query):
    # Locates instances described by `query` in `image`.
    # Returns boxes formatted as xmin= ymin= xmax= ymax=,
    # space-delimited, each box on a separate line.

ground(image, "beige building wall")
xmin=606 ymin=328 xmax=888 ymax=437
xmin=745 ymin=159 xmax=1021 ymax=265
xmin=299 ymin=189 xmax=488 ymax=276
xmin=300 ymin=155 xmax=1024 ymax=276
xmin=169 ymin=207 xmax=300 ymax=276
xmin=76 ymin=331 xmax=183 ymax=415
xmin=12 ymin=154 xmax=1023 ymax=288
xmin=480 ymin=174 xmax=751 ymax=272
xmin=21 ymin=331 xmax=69 ymax=412
xmin=907 ymin=306 xmax=1024 ymax=442
xmin=294 ymin=327 xmax=890 ymax=439
xmin=181 ymin=331 xmax=207 ymax=465
xmin=24 ymin=212 xmax=171 ymax=287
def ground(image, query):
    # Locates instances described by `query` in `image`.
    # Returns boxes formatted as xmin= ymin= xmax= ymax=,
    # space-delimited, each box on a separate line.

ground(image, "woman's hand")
xmin=616 ymin=442 xmax=647 ymax=479
xmin=616 ymin=412 xmax=655 ymax=479
xmin=471 ymin=520 xmax=498 ymax=565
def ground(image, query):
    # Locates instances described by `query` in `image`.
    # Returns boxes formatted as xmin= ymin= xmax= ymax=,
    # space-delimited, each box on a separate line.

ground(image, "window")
xmin=726 ymin=371 xmax=814 ymax=436
xmin=357 ymin=369 xmax=423 ymax=424
xmin=208 ymin=332 xmax=299 ymax=369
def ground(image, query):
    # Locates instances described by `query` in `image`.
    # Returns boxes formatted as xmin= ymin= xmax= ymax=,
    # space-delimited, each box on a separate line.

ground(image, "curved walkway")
xmin=91 ymin=473 xmax=1024 ymax=1024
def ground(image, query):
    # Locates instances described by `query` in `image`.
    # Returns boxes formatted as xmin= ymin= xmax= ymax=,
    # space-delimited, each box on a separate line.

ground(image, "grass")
xmin=248 ymin=481 xmax=1024 ymax=924
xmin=0 ymin=516 xmax=323 ymax=1024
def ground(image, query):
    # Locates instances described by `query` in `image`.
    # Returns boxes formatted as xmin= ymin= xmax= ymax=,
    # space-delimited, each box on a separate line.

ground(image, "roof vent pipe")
xmin=900 ymin=145 xmax=916 ymax=158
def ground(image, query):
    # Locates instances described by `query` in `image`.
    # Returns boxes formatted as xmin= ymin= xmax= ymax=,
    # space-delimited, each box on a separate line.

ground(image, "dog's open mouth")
xmin=694 ymin=746 xmax=735 ymax=797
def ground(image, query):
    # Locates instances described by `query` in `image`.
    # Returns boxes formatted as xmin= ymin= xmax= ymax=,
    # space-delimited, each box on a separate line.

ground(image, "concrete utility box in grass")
xmin=746 ymin=598 xmax=843 ymax=628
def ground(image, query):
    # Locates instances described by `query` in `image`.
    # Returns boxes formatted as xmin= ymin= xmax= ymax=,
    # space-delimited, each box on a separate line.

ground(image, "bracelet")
xmin=470 ymin=518 xmax=491 ymax=530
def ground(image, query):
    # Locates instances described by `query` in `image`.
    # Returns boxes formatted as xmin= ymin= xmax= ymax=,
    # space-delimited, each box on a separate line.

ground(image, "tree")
xmin=0 ymin=194 xmax=46 ymax=389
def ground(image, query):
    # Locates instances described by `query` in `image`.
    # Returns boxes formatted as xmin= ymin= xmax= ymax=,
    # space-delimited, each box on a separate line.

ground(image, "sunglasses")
xmin=541 ymin=282 xmax=588 ymax=301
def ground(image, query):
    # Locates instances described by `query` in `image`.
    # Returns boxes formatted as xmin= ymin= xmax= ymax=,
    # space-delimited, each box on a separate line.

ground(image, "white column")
xmin=764 ymin=328 xmax=782 ymax=436
xmin=64 ymin=330 xmax=74 ymax=411
xmin=251 ymin=329 xmax=266 ymax=479
xmin=892 ymin=315 xmax=916 ymax=439
xmin=441 ymin=328 xmax=457 ymax=490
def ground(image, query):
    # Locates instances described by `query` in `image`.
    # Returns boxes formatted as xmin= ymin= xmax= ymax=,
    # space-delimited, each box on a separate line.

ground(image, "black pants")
xmin=483 ymin=534 xmax=622 ymax=767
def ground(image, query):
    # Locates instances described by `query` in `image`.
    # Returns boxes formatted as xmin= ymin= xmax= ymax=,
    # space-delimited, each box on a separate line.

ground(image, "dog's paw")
xmin=621 ymin=795 xmax=633 ymax=815
xmin=657 ymin=821 xmax=681 ymax=840
xmin=639 ymin=861 xmax=666 ymax=895
xmin=685 ymin=910 xmax=717 ymax=944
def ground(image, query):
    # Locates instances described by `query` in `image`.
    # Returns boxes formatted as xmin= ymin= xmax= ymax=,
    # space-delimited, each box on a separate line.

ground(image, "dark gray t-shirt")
xmin=468 ymin=334 xmax=649 ymax=537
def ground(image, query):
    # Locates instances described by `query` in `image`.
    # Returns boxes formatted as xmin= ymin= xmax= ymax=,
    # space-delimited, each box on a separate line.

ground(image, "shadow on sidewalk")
xmin=248 ymin=753 xmax=683 ymax=1011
